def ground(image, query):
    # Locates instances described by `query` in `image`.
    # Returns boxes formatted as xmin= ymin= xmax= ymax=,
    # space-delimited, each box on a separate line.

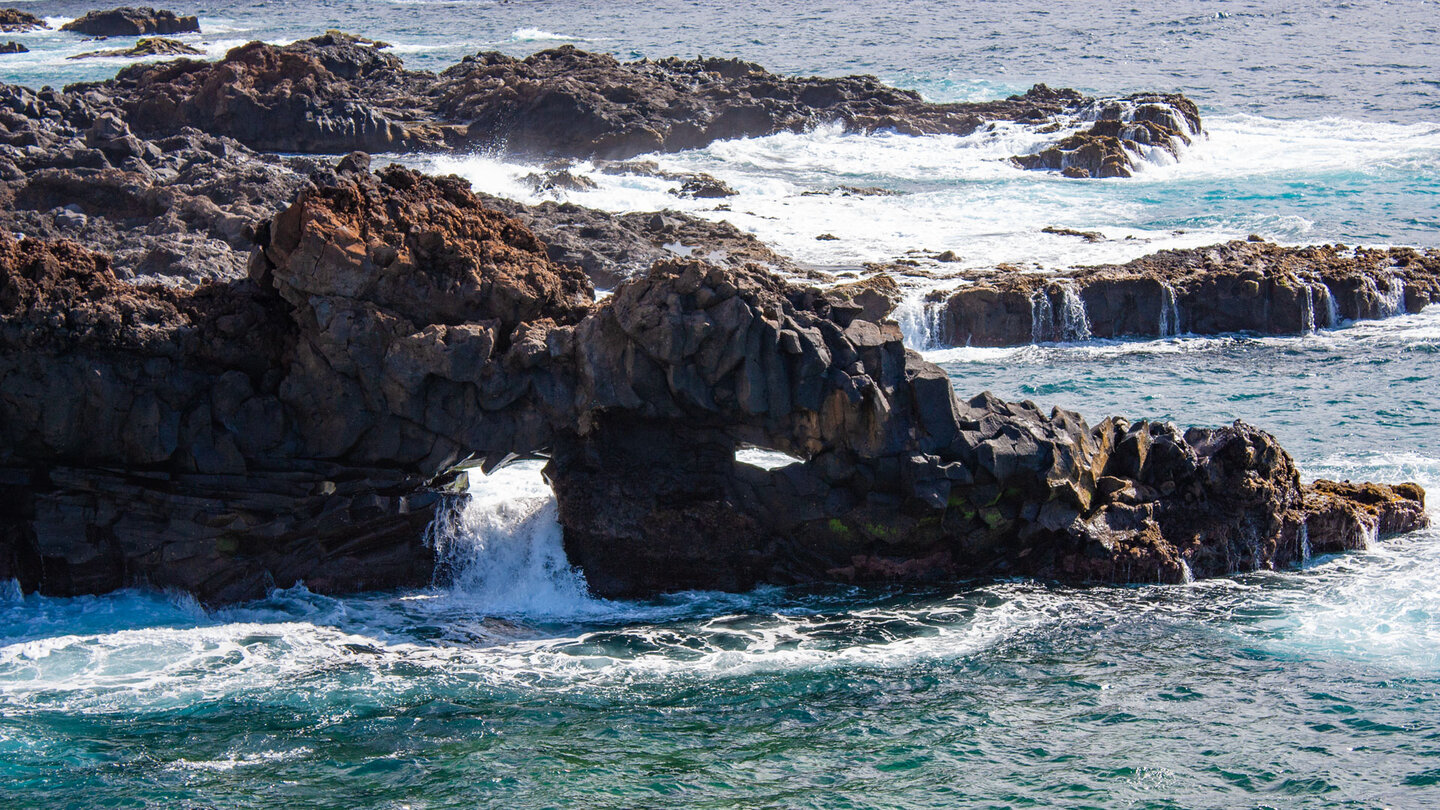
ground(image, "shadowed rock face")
xmin=936 ymin=240 xmax=1440 ymax=347
xmin=80 ymin=36 xmax=1199 ymax=167
xmin=60 ymin=7 xmax=199 ymax=37
xmin=0 ymin=167 xmax=1427 ymax=603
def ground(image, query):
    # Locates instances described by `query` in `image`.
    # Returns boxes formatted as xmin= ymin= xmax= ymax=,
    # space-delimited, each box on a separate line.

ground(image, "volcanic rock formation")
xmin=60 ymin=7 xmax=200 ymax=37
xmin=70 ymin=37 xmax=204 ymax=60
xmin=77 ymin=35 xmax=1201 ymax=168
xmin=0 ymin=167 xmax=1426 ymax=603
xmin=934 ymin=240 xmax=1440 ymax=347
xmin=0 ymin=8 xmax=44 ymax=32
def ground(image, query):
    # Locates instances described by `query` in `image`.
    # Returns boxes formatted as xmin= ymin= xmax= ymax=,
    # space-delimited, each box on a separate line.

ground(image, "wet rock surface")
xmin=0 ymin=167 xmax=1427 ymax=602
xmin=0 ymin=9 xmax=45 ymax=32
xmin=77 ymin=37 xmax=1200 ymax=166
xmin=936 ymin=240 xmax=1440 ymax=347
xmin=70 ymin=37 xmax=204 ymax=60
xmin=60 ymin=7 xmax=200 ymax=37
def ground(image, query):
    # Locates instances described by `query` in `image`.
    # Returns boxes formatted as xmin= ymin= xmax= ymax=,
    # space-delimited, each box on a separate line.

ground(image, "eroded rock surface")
xmin=0 ymin=83 xmax=313 ymax=285
xmin=937 ymin=240 xmax=1440 ymax=347
xmin=0 ymin=167 xmax=1426 ymax=603
xmin=70 ymin=37 xmax=204 ymax=60
xmin=60 ymin=7 xmax=199 ymax=37
xmin=0 ymin=9 xmax=45 ymax=32
xmin=78 ymin=37 xmax=1200 ymax=169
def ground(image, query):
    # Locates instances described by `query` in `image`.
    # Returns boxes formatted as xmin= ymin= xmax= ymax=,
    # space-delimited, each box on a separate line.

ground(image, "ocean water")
xmin=5 ymin=2 xmax=1440 ymax=807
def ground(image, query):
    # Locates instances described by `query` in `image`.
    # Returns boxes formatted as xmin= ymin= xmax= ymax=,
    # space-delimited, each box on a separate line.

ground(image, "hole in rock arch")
xmin=425 ymin=456 xmax=600 ymax=616
xmin=734 ymin=445 xmax=806 ymax=471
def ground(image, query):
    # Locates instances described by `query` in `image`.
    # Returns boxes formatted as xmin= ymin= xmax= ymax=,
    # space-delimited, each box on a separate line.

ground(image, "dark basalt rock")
xmin=0 ymin=41 xmax=25 ymax=55
xmin=0 ymin=83 xmax=313 ymax=286
xmin=0 ymin=9 xmax=45 ymax=32
xmin=87 ymin=33 xmax=447 ymax=154
xmin=474 ymin=191 xmax=795 ymax=289
xmin=0 ymin=167 xmax=1427 ymax=603
xmin=80 ymin=37 xmax=1199 ymax=169
xmin=936 ymin=241 xmax=1440 ymax=347
xmin=1011 ymin=94 xmax=1203 ymax=178
xmin=60 ymin=7 xmax=199 ymax=37
xmin=69 ymin=36 xmax=204 ymax=60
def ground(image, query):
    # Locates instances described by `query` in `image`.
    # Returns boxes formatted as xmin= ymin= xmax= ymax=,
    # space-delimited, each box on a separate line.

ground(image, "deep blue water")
xmin=3 ymin=2 xmax=1440 ymax=807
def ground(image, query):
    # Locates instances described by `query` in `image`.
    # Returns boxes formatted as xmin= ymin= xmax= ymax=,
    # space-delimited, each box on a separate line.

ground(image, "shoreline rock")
xmin=933 ymin=241 xmax=1440 ymax=347
xmin=68 ymin=35 xmax=1200 ymax=168
xmin=60 ymin=7 xmax=200 ymax=37
xmin=0 ymin=9 xmax=45 ymax=32
xmin=69 ymin=37 xmax=204 ymax=60
xmin=0 ymin=167 xmax=1428 ymax=603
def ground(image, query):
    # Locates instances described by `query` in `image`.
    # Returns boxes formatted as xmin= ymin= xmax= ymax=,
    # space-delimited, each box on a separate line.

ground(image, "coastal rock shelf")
xmin=72 ymin=33 xmax=1199 ymax=172
xmin=930 ymin=240 xmax=1440 ymax=347
xmin=0 ymin=165 xmax=1427 ymax=602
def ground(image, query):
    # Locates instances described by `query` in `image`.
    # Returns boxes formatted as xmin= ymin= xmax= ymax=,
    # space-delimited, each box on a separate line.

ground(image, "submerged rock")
xmin=60 ymin=7 xmax=200 ymax=37
xmin=0 ymin=167 xmax=1427 ymax=602
xmin=936 ymin=241 xmax=1440 ymax=347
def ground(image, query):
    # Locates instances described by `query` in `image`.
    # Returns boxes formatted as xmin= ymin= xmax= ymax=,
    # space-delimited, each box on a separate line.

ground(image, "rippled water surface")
xmin=4 ymin=1 xmax=1440 ymax=807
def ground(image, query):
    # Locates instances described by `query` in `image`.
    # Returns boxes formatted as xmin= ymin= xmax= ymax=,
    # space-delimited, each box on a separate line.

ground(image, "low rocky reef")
xmin=0 ymin=165 xmax=1427 ymax=603
xmin=930 ymin=240 xmax=1440 ymax=347
xmin=63 ymin=32 xmax=1198 ymax=174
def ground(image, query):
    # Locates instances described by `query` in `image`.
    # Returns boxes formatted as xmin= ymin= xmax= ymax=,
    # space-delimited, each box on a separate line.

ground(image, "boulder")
xmin=60 ymin=7 xmax=199 ymax=37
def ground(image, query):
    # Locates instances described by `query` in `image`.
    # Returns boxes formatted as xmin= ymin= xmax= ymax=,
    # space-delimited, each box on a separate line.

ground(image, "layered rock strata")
xmin=935 ymin=240 xmax=1440 ymax=347
xmin=0 ymin=167 xmax=1426 ymax=602
xmin=75 ymin=35 xmax=1199 ymax=168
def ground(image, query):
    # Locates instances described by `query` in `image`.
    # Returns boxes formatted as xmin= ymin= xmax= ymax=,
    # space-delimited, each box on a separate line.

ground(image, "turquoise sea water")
xmin=4 ymin=2 xmax=1440 ymax=807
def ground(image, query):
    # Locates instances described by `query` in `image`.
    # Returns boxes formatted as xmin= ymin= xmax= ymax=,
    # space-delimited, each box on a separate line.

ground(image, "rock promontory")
xmin=0 ymin=166 xmax=1427 ymax=603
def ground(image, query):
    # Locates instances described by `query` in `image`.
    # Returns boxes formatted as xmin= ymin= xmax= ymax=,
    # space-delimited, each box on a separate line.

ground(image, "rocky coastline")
xmin=0 ymin=31 xmax=1432 ymax=604
xmin=928 ymin=239 xmax=1440 ymax=347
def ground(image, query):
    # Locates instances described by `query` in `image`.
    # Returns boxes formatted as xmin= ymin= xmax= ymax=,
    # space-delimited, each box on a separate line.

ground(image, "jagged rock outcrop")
xmin=0 ymin=167 xmax=1427 ymax=603
xmin=1011 ymin=92 xmax=1203 ymax=178
xmin=935 ymin=240 xmax=1440 ymax=347
xmin=78 ymin=36 xmax=1199 ymax=168
xmin=474 ymin=191 xmax=795 ymax=289
xmin=0 ymin=41 xmax=25 ymax=55
xmin=70 ymin=37 xmax=204 ymax=60
xmin=60 ymin=7 xmax=199 ymax=37
xmin=88 ymin=32 xmax=448 ymax=154
xmin=0 ymin=9 xmax=44 ymax=32
xmin=0 ymin=83 xmax=313 ymax=285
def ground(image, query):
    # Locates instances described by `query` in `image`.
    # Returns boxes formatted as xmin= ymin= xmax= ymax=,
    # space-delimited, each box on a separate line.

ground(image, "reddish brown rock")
xmin=0 ymin=168 xmax=1428 ymax=604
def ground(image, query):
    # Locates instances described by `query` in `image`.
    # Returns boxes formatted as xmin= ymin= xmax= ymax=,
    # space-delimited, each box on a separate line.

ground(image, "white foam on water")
xmin=427 ymin=460 xmax=605 ymax=618
xmin=509 ymin=28 xmax=583 ymax=42
xmin=735 ymin=447 xmax=804 ymax=470
xmin=1132 ymin=114 xmax=1440 ymax=182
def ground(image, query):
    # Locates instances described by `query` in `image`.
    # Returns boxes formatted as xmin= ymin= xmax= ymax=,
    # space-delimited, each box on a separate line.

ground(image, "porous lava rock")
xmin=2 ymin=168 xmax=1427 ymax=603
